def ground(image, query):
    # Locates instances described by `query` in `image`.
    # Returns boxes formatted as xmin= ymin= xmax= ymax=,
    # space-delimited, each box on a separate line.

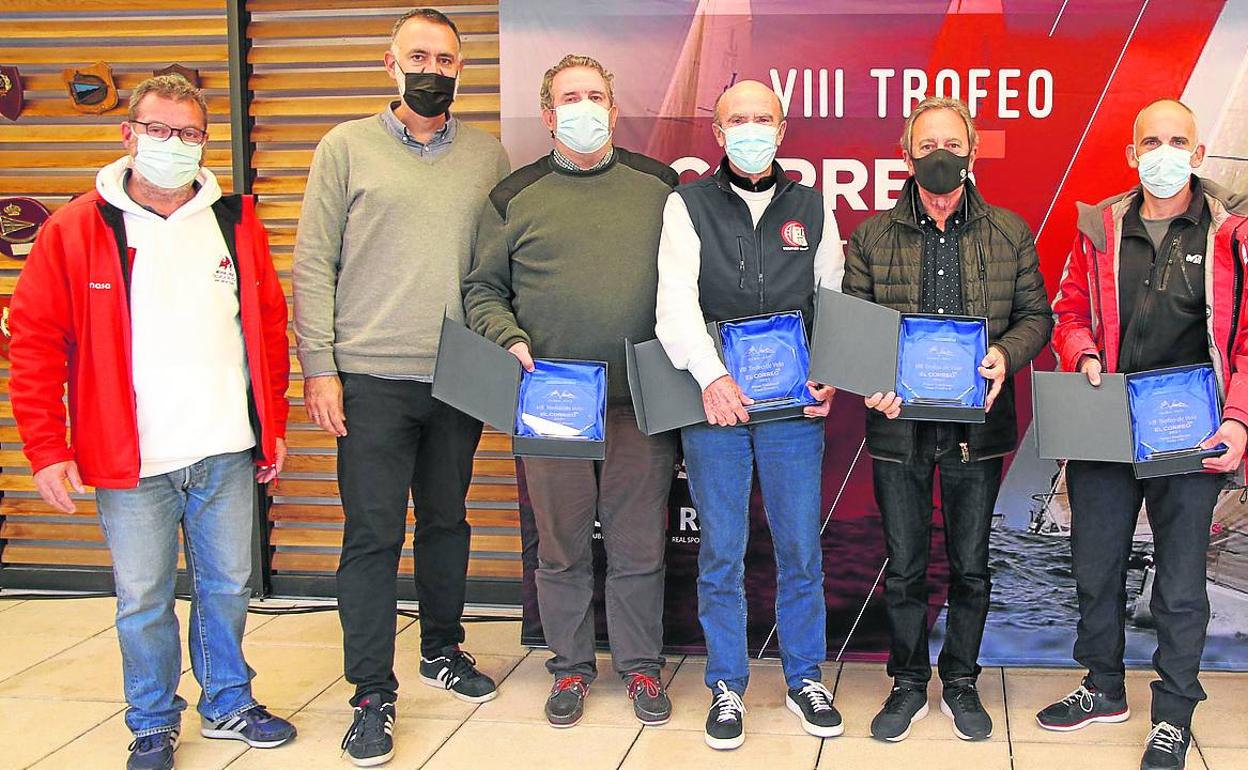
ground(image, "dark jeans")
xmin=872 ymin=423 xmax=1002 ymax=687
xmin=335 ymin=373 xmax=483 ymax=705
xmin=523 ymin=406 xmax=675 ymax=685
xmin=1066 ymin=460 xmax=1219 ymax=727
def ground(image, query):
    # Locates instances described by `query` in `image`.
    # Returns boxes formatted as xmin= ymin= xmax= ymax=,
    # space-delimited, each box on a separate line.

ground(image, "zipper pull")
xmin=960 ymin=442 xmax=970 ymax=463
xmin=737 ymin=237 xmax=746 ymax=290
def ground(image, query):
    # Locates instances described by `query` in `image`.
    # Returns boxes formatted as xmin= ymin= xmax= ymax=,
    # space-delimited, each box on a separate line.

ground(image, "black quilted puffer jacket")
xmin=842 ymin=178 xmax=1053 ymax=463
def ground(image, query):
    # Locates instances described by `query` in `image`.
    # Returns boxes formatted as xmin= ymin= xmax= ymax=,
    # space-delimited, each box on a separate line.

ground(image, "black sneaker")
xmin=127 ymin=730 xmax=179 ymax=770
xmin=941 ymin=679 xmax=992 ymax=740
xmin=420 ymin=649 xmax=498 ymax=704
xmin=1035 ymin=680 xmax=1130 ymax=732
xmin=870 ymin=684 xmax=929 ymax=742
xmin=1141 ymin=722 xmax=1192 ymax=770
xmin=545 ymin=675 xmax=589 ymax=728
xmin=625 ymin=671 xmax=671 ymax=726
xmin=704 ymin=680 xmax=746 ymax=750
xmin=786 ymin=678 xmax=844 ymax=738
xmin=340 ymin=694 xmax=395 ymax=767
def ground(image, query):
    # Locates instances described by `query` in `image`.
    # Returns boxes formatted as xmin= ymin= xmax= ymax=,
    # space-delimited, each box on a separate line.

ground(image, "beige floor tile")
xmin=28 ymin=708 xmax=264 ymax=770
xmin=0 ymin=633 xmax=89 ymax=683
xmin=816 ymin=736 xmax=1011 ymax=769
xmin=0 ymin=636 xmax=126 ymax=702
xmin=1192 ymin=672 xmax=1248 ymax=748
xmin=620 ymin=728 xmax=821 ymax=769
xmin=1005 ymin=668 xmax=1158 ymax=746
xmin=0 ymin=599 xmax=25 ymax=613
xmin=243 ymin=610 xmax=410 ymax=648
xmin=177 ymin=642 xmax=347 ymax=713
xmin=302 ymin=652 xmax=523 ymax=719
xmin=0 ymin=596 xmax=117 ymax=638
xmin=1013 ymin=739 xmax=1207 ymax=770
xmin=831 ymin=662 xmax=1008 ymax=742
xmin=470 ymin=652 xmax=678 ymax=728
xmin=394 ymin=616 xmax=528 ymax=658
xmin=424 ymin=720 xmax=639 ymax=770
xmin=660 ymin=656 xmax=821 ymax=737
xmin=229 ymin=710 xmax=461 ymax=769
xmin=1201 ymin=746 xmax=1248 ymax=769
xmin=0 ymin=697 xmax=123 ymax=769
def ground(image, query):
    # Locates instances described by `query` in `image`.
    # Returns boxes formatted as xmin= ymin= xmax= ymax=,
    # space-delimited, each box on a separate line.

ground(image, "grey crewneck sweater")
xmin=293 ymin=113 xmax=510 ymax=379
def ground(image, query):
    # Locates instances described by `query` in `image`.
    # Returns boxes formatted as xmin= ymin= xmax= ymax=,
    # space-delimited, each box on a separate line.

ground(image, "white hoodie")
xmin=96 ymin=156 xmax=255 ymax=478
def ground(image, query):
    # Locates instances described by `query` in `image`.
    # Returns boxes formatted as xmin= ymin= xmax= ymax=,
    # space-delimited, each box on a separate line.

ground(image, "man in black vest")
xmin=655 ymin=79 xmax=843 ymax=751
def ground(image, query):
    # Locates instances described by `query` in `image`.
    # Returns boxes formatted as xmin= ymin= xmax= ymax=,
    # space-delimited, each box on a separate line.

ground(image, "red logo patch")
xmin=780 ymin=220 xmax=808 ymax=249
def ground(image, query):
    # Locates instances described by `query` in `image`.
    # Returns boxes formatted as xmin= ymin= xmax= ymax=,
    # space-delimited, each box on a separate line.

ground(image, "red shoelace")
xmin=626 ymin=673 xmax=662 ymax=700
xmin=552 ymin=675 xmax=589 ymax=697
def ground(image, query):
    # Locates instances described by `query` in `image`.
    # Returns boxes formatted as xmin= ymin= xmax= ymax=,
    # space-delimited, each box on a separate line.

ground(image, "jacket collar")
xmin=1121 ymin=177 xmax=1207 ymax=240
xmin=888 ymin=177 xmax=990 ymax=231
xmin=713 ymin=157 xmax=794 ymax=196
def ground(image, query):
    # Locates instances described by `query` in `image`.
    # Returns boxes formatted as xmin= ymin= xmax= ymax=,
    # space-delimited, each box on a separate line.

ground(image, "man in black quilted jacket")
xmin=841 ymin=95 xmax=1052 ymax=744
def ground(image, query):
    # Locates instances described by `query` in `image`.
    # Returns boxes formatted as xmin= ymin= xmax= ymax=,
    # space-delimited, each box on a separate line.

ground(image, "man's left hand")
xmin=1202 ymin=419 xmax=1247 ymax=473
xmin=804 ymin=381 xmax=836 ymax=418
xmin=979 ymin=345 xmax=1008 ymax=412
xmin=257 ymin=437 xmax=287 ymax=484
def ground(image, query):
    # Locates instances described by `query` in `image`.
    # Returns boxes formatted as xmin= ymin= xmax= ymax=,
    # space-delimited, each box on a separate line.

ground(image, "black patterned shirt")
xmin=918 ymin=211 xmax=965 ymax=315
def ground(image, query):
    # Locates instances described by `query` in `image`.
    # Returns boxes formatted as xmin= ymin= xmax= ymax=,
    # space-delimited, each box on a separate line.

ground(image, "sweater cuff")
xmin=300 ymin=349 xmax=338 ymax=379
xmin=689 ymin=352 xmax=730 ymax=391
xmin=498 ymin=329 xmax=532 ymax=353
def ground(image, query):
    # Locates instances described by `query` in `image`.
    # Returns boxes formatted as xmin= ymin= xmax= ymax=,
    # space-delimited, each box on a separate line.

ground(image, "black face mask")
xmin=400 ymin=70 xmax=456 ymax=118
xmin=911 ymin=148 xmax=970 ymax=195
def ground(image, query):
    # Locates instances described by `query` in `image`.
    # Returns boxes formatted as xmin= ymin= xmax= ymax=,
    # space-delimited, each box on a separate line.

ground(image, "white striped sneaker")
xmin=201 ymin=705 xmax=296 ymax=748
xmin=340 ymin=696 xmax=395 ymax=767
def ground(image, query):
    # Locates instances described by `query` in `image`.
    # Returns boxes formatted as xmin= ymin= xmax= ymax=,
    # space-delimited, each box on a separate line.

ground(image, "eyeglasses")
xmin=129 ymin=120 xmax=208 ymax=146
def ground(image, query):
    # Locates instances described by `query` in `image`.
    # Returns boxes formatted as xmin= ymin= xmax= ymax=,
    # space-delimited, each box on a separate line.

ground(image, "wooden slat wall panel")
xmin=247 ymin=2 xmax=518 ymax=584
xmin=0 ymin=1 xmax=232 ymax=576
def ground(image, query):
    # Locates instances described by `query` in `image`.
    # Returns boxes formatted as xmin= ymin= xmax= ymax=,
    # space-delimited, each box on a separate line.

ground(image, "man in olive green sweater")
xmin=464 ymin=54 xmax=678 ymax=729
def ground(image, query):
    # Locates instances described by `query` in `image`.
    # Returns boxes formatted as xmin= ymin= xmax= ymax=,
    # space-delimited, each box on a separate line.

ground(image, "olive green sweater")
xmin=464 ymin=148 xmax=678 ymax=402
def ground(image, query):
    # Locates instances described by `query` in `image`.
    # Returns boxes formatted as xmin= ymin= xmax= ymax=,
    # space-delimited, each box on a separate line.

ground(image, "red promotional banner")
xmin=502 ymin=0 xmax=1248 ymax=669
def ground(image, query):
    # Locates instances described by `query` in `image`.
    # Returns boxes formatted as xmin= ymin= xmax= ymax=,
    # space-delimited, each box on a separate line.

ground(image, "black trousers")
xmin=872 ymin=423 xmax=1003 ymax=686
xmin=335 ymin=373 xmax=482 ymax=705
xmin=1066 ymin=460 xmax=1220 ymax=727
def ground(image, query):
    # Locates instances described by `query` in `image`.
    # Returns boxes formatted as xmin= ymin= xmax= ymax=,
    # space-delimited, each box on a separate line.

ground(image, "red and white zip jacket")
xmin=8 ymin=185 xmax=290 ymax=489
xmin=1051 ymin=178 xmax=1248 ymax=426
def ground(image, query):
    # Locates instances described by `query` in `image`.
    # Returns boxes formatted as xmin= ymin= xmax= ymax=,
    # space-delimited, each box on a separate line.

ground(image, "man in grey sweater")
xmin=464 ymin=54 xmax=678 ymax=729
xmin=291 ymin=9 xmax=509 ymax=767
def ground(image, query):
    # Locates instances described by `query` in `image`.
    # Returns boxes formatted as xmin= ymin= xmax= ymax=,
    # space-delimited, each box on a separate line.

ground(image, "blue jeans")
xmin=682 ymin=417 xmax=827 ymax=693
xmin=96 ymin=451 xmax=258 ymax=737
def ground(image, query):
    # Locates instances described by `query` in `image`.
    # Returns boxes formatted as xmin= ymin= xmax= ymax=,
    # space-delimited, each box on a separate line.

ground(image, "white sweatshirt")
xmin=655 ymin=183 xmax=845 ymax=390
xmin=96 ymin=157 xmax=255 ymax=477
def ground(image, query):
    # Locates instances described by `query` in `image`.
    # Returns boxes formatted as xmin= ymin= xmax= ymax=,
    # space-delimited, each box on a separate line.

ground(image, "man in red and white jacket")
xmin=1041 ymin=99 xmax=1248 ymax=770
xmin=8 ymin=76 xmax=294 ymax=770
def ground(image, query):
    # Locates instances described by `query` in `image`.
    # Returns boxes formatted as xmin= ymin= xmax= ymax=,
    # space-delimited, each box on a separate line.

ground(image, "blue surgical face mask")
xmin=554 ymin=100 xmax=611 ymax=154
xmin=133 ymin=133 xmax=202 ymax=190
xmin=722 ymin=122 xmax=779 ymax=175
xmin=1137 ymin=143 xmax=1195 ymax=199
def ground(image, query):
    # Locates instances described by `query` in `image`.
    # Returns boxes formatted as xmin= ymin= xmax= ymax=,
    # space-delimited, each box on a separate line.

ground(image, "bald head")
xmin=1128 ymin=98 xmax=1204 ymax=174
xmin=714 ymin=80 xmax=784 ymax=127
xmin=1133 ymin=99 xmax=1198 ymax=146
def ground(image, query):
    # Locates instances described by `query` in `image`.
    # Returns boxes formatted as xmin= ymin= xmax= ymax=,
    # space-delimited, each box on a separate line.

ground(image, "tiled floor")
xmin=0 ymin=595 xmax=1243 ymax=769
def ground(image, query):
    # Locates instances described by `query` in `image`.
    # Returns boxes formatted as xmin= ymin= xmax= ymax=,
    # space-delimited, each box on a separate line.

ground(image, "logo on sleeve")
xmin=780 ymin=220 xmax=809 ymax=251
xmin=213 ymin=255 xmax=237 ymax=287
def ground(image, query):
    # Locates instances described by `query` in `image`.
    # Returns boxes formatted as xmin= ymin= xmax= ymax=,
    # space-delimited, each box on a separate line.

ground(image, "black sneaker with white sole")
xmin=420 ymin=649 xmax=498 ymax=703
xmin=786 ymin=678 xmax=843 ymax=738
xmin=941 ymin=679 xmax=992 ymax=740
xmin=340 ymin=694 xmax=395 ymax=768
xmin=1141 ymin=722 xmax=1192 ymax=770
xmin=1035 ymin=679 xmax=1130 ymax=732
xmin=870 ymin=684 xmax=929 ymax=742
xmin=705 ymin=681 xmax=746 ymax=750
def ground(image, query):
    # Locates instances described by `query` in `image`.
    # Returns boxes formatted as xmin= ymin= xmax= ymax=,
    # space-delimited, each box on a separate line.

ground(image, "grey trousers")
xmin=523 ymin=406 xmax=677 ymax=684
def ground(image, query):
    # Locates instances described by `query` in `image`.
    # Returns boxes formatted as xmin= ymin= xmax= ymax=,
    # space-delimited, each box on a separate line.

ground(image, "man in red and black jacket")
xmin=8 ymin=76 xmax=294 ymax=770
xmin=1042 ymin=98 xmax=1248 ymax=770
